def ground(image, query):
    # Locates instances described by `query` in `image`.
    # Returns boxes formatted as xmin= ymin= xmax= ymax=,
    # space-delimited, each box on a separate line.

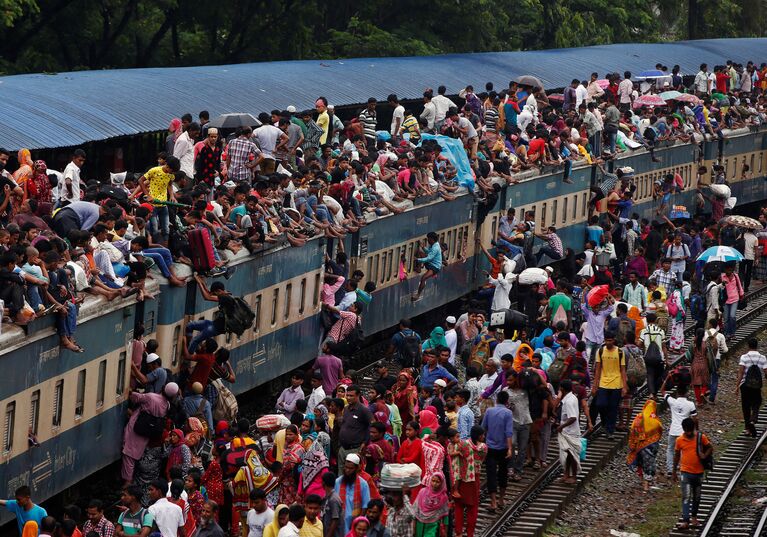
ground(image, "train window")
xmin=379 ymin=252 xmax=387 ymax=284
xmin=254 ymin=295 xmax=262 ymax=333
xmin=3 ymin=402 xmax=14 ymax=453
xmin=271 ymin=289 xmax=279 ymax=326
xmin=760 ymin=152 xmax=764 ymax=173
xmin=446 ymin=231 xmax=452 ymax=260
xmin=145 ymin=310 xmax=155 ymax=333
xmin=387 ymin=249 xmax=394 ymax=281
xmin=561 ymin=198 xmax=567 ymax=225
xmin=581 ymin=193 xmax=587 ymax=217
xmin=97 ymin=360 xmax=107 ymax=408
xmin=299 ymin=279 xmax=307 ymax=315
xmin=751 ymin=154 xmax=755 ymax=177
xmin=450 ymin=232 xmax=457 ymax=261
xmin=313 ymin=274 xmax=320 ymax=308
xmin=75 ymin=369 xmax=86 ymax=418
xmin=552 ymin=200 xmax=558 ymax=226
xmin=284 ymin=283 xmax=292 ymax=322
xmin=171 ymin=325 xmax=181 ymax=367
xmin=366 ymin=256 xmax=373 ymax=280
xmin=29 ymin=391 xmax=40 ymax=436
xmin=116 ymin=352 xmax=126 ymax=397
xmin=52 ymin=380 xmax=64 ymax=427
xmin=456 ymin=229 xmax=463 ymax=258
xmin=407 ymin=243 xmax=414 ymax=269
xmin=491 ymin=217 xmax=498 ymax=240
xmin=571 ymin=195 xmax=577 ymax=220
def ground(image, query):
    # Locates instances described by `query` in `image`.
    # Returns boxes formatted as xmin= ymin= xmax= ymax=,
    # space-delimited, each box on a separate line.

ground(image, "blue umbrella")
xmin=696 ymin=245 xmax=744 ymax=263
xmin=636 ymin=70 xmax=666 ymax=79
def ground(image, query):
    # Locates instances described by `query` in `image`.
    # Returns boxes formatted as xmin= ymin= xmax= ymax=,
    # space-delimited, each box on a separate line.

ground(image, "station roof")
xmin=1 ymin=38 xmax=765 ymax=150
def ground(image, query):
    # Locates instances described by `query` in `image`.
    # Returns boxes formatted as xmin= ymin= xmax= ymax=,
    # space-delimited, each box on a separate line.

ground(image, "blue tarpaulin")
xmin=420 ymin=133 xmax=475 ymax=190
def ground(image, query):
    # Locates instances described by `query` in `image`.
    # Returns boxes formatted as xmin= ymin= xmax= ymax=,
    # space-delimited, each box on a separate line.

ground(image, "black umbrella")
xmin=208 ymin=113 xmax=262 ymax=129
xmin=514 ymin=75 xmax=544 ymax=90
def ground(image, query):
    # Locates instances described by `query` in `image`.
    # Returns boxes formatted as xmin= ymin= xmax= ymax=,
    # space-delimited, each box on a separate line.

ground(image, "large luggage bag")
xmin=188 ymin=228 xmax=215 ymax=273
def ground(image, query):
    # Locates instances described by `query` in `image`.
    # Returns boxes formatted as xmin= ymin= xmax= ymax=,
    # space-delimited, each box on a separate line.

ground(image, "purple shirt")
xmin=581 ymin=303 xmax=614 ymax=345
xmin=314 ymin=353 xmax=343 ymax=394
xmin=482 ymin=367 xmax=511 ymax=399
xmin=276 ymin=386 xmax=304 ymax=416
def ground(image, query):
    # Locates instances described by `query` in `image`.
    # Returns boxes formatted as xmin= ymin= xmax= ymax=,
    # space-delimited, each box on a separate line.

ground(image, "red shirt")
xmin=715 ymin=72 xmax=730 ymax=93
xmin=528 ymin=138 xmax=546 ymax=157
xmin=188 ymin=353 xmax=216 ymax=388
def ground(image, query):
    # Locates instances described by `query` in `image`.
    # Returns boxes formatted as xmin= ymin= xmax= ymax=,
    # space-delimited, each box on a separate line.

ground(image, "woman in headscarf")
xmin=345 ymin=516 xmax=370 ymax=537
xmin=417 ymin=409 xmax=439 ymax=437
xmin=667 ymin=280 xmax=686 ymax=351
xmin=27 ymin=160 xmax=53 ymax=204
xmin=688 ymin=328 xmax=711 ymax=405
xmin=393 ymin=371 xmax=419 ymax=428
xmin=513 ymin=343 xmax=534 ymax=372
xmin=363 ymin=422 xmax=395 ymax=487
xmin=13 ymin=149 xmax=33 ymax=186
xmin=300 ymin=415 xmax=318 ymax=451
xmin=413 ymin=472 xmax=450 ymax=537
xmin=184 ymin=471 xmax=206 ymax=526
xmin=277 ymin=425 xmax=305 ymax=505
xmin=165 ymin=429 xmax=192 ymax=480
xmin=166 ymin=118 xmax=182 ymax=154
xmin=421 ymin=326 xmax=448 ymax=352
xmin=21 ymin=520 xmax=38 ymax=537
xmin=298 ymin=433 xmax=330 ymax=497
xmin=627 ymin=399 xmax=663 ymax=493
xmin=263 ymin=504 xmax=289 ymax=537
xmin=233 ymin=449 xmax=280 ymax=524
xmin=201 ymin=441 xmax=225 ymax=511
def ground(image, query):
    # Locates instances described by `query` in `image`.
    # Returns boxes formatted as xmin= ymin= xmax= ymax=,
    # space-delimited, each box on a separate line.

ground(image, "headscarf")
xmin=627 ymin=399 xmax=663 ymax=467
xmin=263 ymin=504 xmax=288 ymax=537
xmin=345 ymin=516 xmax=370 ymax=537
xmin=393 ymin=370 xmax=418 ymax=423
xmin=185 ymin=417 xmax=205 ymax=448
xmin=28 ymin=160 xmax=52 ymax=203
xmin=414 ymin=471 xmax=450 ymax=524
xmin=627 ymin=305 xmax=645 ymax=339
xmin=301 ymin=437 xmax=330 ymax=491
xmin=13 ymin=148 xmax=33 ymax=184
xmin=21 ymin=520 xmax=38 ymax=537
xmin=418 ymin=409 xmax=439 ymax=435
xmin=513 ymin=343 xmax=533 ymax=372
xmin=423 ymin=327 xmax=448 ymax=350
xmin=169 ymin=118 xmax=182 ymax=140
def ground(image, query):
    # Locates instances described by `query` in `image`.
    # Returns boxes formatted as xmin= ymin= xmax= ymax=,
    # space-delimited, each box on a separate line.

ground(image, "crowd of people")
xmin=3 ymin=57 xmax=767 ymax=537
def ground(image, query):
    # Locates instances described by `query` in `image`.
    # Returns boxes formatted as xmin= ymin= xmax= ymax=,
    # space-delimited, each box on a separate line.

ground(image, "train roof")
xmin=0 ymin=38 xmax=765 ymax=151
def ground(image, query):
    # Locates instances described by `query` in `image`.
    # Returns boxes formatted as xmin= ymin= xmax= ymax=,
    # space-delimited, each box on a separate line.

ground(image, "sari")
xmin=299 ymin=434 xmax=330 ymax=497
xmin=363 ymin=438 xmax=395 ymax=485
xmin=413 ymin=471 xmax=449 ymax=537
xmin=13 ymin=149 xmax=33 ymax=186
xmin=393 ymin=371 xmax=419 ymax=425
xmin=28 ymin=160 xmax=52 ymax=203
xmin=627 ymin=305 xmax=645 ymax=340
xmin=166 ymin=429 xmax=192 ymax=479
xmin=626 ymin=400 xmax=663 ymax=480
xmin=420 ymin=438 xmax=445 ymax=487
xmin=278 ymin=432 xmax=305 ymax=505
xmin=667 ymin=290 xmax=686 ymax=351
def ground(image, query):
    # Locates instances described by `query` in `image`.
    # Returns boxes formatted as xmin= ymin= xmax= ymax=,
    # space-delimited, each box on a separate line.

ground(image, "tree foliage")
xmin=0 ymin=0 xmax=763 ymax=74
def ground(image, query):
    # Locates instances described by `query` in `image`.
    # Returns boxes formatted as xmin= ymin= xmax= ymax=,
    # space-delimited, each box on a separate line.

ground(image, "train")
xmin=0 ymin=122 xmax=765 ymax=525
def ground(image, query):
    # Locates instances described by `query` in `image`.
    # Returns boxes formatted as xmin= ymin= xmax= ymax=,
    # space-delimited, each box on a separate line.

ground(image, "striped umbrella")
xmin=697 ymin=245 xmax=744 ymax=263
xmin=632 ymin=94 xmax=667 ymax=108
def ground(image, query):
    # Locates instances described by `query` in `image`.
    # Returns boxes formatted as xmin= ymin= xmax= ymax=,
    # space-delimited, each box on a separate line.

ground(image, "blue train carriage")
xmin=349 ymin=194 xmax=476 ymax=335
xmin=183 ymin=242 xmax=325 ymax=395
xmin=715 ymin=127 xmax=767 ymax=202
xmin=0 ymin=284 xmax=159 ymax=527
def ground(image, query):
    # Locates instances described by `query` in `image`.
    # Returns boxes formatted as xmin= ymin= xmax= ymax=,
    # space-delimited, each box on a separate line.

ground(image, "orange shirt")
xmin=675 ymin=433 xmax=710 ymax=474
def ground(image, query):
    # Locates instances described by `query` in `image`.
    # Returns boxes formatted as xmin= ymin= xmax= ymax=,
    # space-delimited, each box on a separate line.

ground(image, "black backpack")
xmin=644 ymin=327 xmax=664 ymax=366
xmin=744 ymin=357 xmax=764 ymax=390
xmin=333 ymin=317 xmax=365 ymax=356
xmin=217 ymin=296 xmax=255 ymax=336
xmin=133 ymin=411 xmax=165 ymax=440
xmin=397 ymin=331 xmax=422 ymax=368
xmin=697 ymin=432 xmax=714 ymax=471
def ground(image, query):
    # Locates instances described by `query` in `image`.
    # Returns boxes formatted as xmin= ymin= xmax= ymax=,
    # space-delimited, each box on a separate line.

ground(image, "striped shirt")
xmin=226 ymin=137 xmax=259 ymax=182
xmin=545 ymin=233 xmax=564 ymax=257
xmin=328 ymin=310 xmax=358 ymax=342
xmin=484 ymin=107 xmax=500 ymax=132
xmin=649 ymin=268 xmax=677 ymax=296
xmin=359 ymin=109 xmax=377 ymax=140
xmin=401 ymin=115 xmax=420 ymax=140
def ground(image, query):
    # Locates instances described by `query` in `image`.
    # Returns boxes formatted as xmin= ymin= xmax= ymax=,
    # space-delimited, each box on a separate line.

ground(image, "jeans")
xmin=606 ymin=130 xmax=617 ymax=153
xmin=186 ymin=319 xmax=221 ymax=353
xmin=680 ymin=472 xmax=703 ymax=522
xmin=143 ymin=247 xmax=175 ymax=279
xmin=709 ymin=363 xmax=720 ymax=402
xmin=485 ymin=447 xmax=509 ymax=493
xmin=494 ymin=238 xmax=523 ymax=257
xmin=723 ymin=301 xmax=738 ymax=336
xmin=589 ymin=131 xmax=602 ymax=157
xmin=149 ymin=205 xmax=170 ymax=242
xmin=596 ymin=388 xmax=622 ymax=434
xmin=56 ymin=302 xmax=77 ymax=337
xmin=26 ymin=286 xmax=43 ymax=310
xmin=535 ymin=246 xmax=563 ymax=265
xmin=512 ymin=422 xmax=530 ymax=474
xmin=666 ymin=434 xmax=678 ymax=474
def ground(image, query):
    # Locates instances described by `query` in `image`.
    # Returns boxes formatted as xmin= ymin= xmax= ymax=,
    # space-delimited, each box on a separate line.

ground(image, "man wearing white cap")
xmin=334 ymin=453 xmax=370 ymax=535
xmin=131 ymin=352 xmax=167 ymax=394
xmin=445 ymin=316 xmax=458 ymax=364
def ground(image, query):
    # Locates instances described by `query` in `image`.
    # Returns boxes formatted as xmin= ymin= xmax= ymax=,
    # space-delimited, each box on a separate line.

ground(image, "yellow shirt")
xmin=145 ymin=166 xmax=174 ymax=203
xmin=596 ymin=345 xmax=625 ymax=389
xmin=316 ymin=111 xmax=330 ymax=144
xmin=445 ymin=411 xmax=458 ymax=429
xmin=299 ymin=517 xmax=323 ymax=537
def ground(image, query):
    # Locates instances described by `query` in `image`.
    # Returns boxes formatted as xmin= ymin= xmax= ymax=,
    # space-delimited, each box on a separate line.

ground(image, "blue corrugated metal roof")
xmin=0 ymin=38 xmax=765 ymax=150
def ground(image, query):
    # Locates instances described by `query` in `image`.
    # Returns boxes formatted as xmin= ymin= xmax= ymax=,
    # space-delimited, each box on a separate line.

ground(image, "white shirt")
xmin=560 ymin=392 xmax=581 ymax=436
xmin=148 ymin=498 xmax=185 ymax=537
xmin=432 ymin=95 xmax=456 ymax=121
xmin=277 ymin=522 xmax=301 ymax=537
xmin=575 ymin=84 xmax=588 ymax=108
xmin=444 ymin=328 xmax=458 ymax=364
xmin=618 ymin=79 xmax=633 ymax=104
xmin=173 ymin=131 xmax=195 ymax=179
xmin=253 ymin=125 xmax=284 ymax=160
xmin=246 ymin=508 xmax=274 ymax=537
xmin=663 ymin=394 xmax=697 ymax=437
xmin=695 ymin=71 xmax=709 ymax=93
xmin=337 ymin=290 xmax=357 ymax=311
xmin=391 ymin=105 xmax=405 ymax=135
xmin=457 ymin=116 xmax=477 ymax=139
xmin=61 ymin=161 xmax=82 ymax=203
xmin=743 ymin=232 xmax=758 ymax=260
xmin=489 ymin=275 xmax=512 ymax=311
xmin=420 ymin=102 xmax=436 ymax=129
xmin=306 ymin=386 xmax=326 ymax=414
xmin=738 ymin=351 xmax=767 ymax=386
xmin=493 ymin=339 xmax=520 ymax=361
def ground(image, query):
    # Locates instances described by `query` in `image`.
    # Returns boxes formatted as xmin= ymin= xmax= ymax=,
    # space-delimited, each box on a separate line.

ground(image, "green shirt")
xmin=548 ymin=293 xmax=572 ymax=323
xmin=118 ymin=508 xmax=154 ymax=535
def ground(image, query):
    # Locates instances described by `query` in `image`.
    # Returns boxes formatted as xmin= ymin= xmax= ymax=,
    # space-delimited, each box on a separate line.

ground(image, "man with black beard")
xmin=192 ymin=502 xmax=224 ymax=537
xmin=333 ymin=453 xmax=370 ymax=535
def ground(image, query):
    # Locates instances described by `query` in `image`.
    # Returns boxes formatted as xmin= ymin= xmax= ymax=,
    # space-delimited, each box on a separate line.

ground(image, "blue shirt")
xmin=481 ymin=406 xmax=515 ymax=450
xmin=419 ymin=364 xmax=457 ymax=388
xmin=5 ymin=500 xmax=47 ymax=535
xmin=334 ymin=477 xmax=371 ymax=535
xmin=417 ymin=242 xmax=442 ymax=271
xmin=457 ymin=405 xmax=475 ymax=439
